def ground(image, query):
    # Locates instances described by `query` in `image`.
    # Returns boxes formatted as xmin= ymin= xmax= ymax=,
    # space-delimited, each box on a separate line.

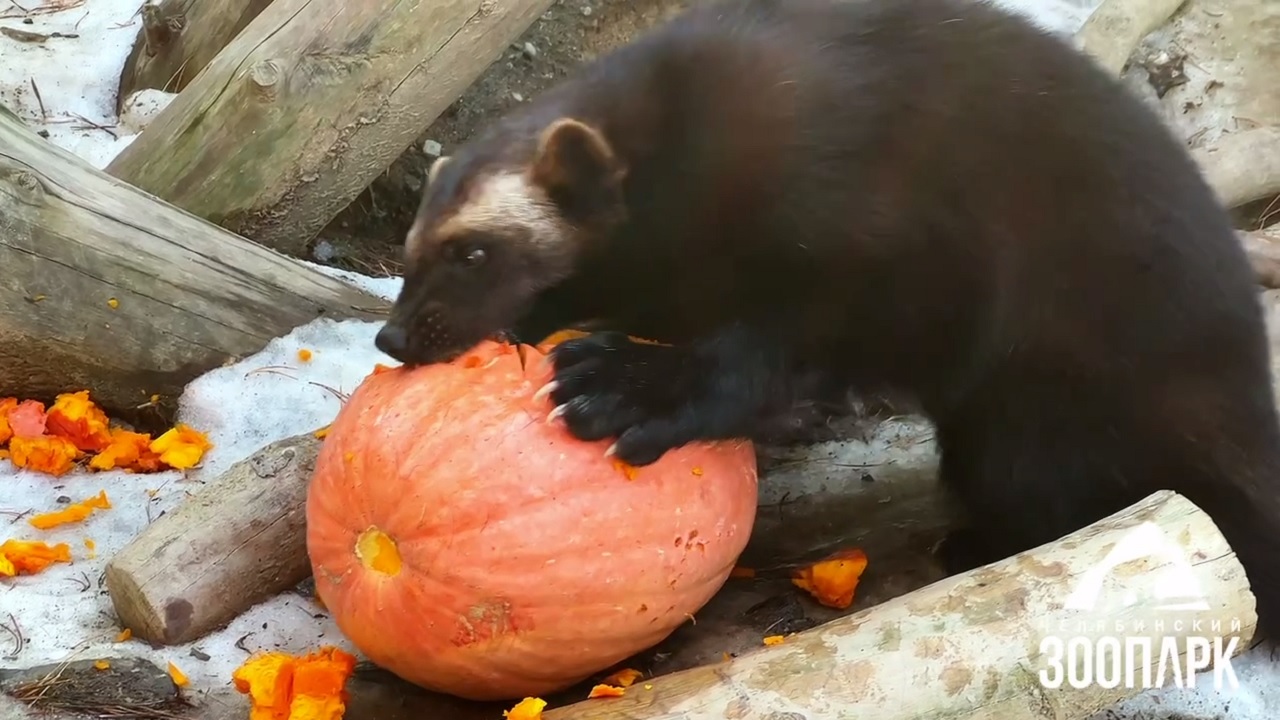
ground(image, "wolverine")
xmin=375 ymin=0 xmax=1280 ymax=640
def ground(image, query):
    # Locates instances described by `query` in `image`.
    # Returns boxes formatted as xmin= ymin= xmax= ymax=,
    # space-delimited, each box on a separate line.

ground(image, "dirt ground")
xmin=313 ymin=0 xmax=693 ymax=278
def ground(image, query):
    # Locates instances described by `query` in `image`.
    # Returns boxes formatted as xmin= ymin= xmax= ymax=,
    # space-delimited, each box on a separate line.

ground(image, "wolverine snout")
xmin=373 ymin=305 xmax=474 ymax=366
xmin=374 ymin=322 xmax=411 ymax=360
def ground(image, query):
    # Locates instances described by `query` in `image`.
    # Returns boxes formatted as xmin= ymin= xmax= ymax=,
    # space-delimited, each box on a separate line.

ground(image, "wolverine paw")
xmin=538 ymin=332 xmax=698 ymax=466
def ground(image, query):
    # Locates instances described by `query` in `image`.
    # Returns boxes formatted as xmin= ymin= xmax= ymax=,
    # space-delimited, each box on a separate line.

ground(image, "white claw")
xmin=604 ymin=443 xmax=618 ymax=458
xmin=533 ymin=381 xmax=558 ymax=404
xmin=547 ymin=404 xmax=568 ymax=423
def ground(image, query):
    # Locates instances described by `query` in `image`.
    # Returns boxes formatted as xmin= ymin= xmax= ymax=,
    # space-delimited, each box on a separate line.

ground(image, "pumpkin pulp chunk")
xmin=355 ymin=526 xmax=402 ymax=576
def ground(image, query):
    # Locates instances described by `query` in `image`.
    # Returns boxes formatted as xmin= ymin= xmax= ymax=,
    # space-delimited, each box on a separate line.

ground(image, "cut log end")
xmin=104 ymin=433 xmax=324 ymax=645
xmin=140 ymin=3 xmax=179 ymax=58
xmin=117 ymin=0 xmax=272 ymax=113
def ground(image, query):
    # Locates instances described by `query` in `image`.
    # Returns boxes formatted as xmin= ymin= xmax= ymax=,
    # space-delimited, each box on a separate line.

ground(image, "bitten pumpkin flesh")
xmin=306 ymin=340 xmax=758 ymax=702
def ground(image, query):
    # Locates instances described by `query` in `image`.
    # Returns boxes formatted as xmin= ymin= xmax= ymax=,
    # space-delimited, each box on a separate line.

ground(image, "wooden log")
xmin=115 ymin=0 xmax=275 ymax=112
xmin=1192 ymin=126 xmax=1280 ymax=211
xmin=545 ymin=490 xmax=1255 ymax=719
xmin=1242 ymin=228 xmax=1280 ymax=289
xmin=105 ymin=0 xmax=557 ymax=256
xmin=104 ymin=432 xmax=323 ymax=645
xmin=1074 ymin=0 xmax=1187 ymax=75
xmin=0 ymin=105 xmax=386 ymax=419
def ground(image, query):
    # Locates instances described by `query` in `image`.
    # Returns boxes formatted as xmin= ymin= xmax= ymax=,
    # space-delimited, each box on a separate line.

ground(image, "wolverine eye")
xmin=444 ymin=241 xmax=488 ymax=268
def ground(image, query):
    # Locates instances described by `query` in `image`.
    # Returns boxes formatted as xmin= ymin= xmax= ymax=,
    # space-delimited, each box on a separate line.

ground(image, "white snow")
xmin=175 ymin=311 xmax=398 ymax=482
xmin=0 ymin=0 xmax=148 ymax=168
xmin=992 ymin=0 xmax=1102 ymax=35
xmin=2 ymin=0 xmax=1278 ymax=717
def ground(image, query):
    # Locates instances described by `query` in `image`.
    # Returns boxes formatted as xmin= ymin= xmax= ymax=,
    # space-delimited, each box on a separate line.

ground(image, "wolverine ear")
xmin=530 ymin=118 xmax=625 ymax=206
xmin=427 ymin=155 xmax=450 ymax=186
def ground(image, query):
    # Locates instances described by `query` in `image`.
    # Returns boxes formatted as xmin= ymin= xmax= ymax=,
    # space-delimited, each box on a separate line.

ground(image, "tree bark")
xmin=0 ymin=108 xmax=386 ymax=421
xmin=104 ymin=0 xmax=557 ymax=256
xmin=115 ymin=0 xmax=276 ymax=112
xmin=546 ymin=491 xmax=1255 ymax=720
xmin=104 ymin=432 xmax=323 ymax=646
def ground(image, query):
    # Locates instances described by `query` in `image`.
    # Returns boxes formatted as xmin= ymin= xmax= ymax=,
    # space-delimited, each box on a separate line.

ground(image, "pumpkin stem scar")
xmin=355 ymin=526 xmax=403 ymax=576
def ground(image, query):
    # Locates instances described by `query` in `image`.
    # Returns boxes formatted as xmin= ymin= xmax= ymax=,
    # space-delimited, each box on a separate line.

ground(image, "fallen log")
xmin=115 ymin=0 xmax=275 ymax=111
xmin=105 ymin=0 xmax=557 ymax=256
xmin=1192 ymin=126 xmax=1280 ymax=211
xmin=104 ymin=432 xmax=322 ymax=645
xmin=545 ymin=490 xmax=1255 ymax=720
xmin=0 ymin=106 xmax=386 ymax=420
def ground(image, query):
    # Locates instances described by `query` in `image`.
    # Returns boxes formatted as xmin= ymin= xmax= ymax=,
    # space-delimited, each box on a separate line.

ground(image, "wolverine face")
xmin=375 ymin=118 xmax=627 ymax=366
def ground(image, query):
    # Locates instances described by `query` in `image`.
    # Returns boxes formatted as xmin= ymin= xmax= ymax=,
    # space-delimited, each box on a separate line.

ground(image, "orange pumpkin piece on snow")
xmin=28 ymin=490 xmax=111 ymax=530
xmin=90 ymin=428 xmax=165 ymax=472
xmin=7 ymin=399 xmax=48 ymax=439
xmin=0 ymin=539 xmax=72 ymax=576
xmin=9 ymin=435 xmax=81 ymax=476
xmin=45 ymin=391 xmax=113 ymax=452
xmin=232 ymin=646 xmax=355 ymax=720
xmin=306 ymin=339 xmax=758 ymax=701
xmin=149 ymin=424 xmax=213 ymax=469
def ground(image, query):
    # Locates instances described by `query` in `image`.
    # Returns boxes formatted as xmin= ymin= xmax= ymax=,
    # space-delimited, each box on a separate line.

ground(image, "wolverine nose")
xmin=375 ymin=323 xmax=409 ymax=358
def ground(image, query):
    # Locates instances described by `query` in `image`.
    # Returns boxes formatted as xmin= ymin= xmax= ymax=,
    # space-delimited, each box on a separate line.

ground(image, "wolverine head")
xmin=375 ymin=117 xmax=628 ymax=365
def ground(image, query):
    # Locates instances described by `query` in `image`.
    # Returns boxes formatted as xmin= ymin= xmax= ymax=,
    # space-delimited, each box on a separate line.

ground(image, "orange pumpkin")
xmin=306 ymin=340 xmax=758 ymax=701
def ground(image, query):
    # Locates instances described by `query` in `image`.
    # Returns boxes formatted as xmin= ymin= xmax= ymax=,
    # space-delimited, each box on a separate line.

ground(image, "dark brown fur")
xmin=377 ymin=0 xmax=1280 ymax=640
